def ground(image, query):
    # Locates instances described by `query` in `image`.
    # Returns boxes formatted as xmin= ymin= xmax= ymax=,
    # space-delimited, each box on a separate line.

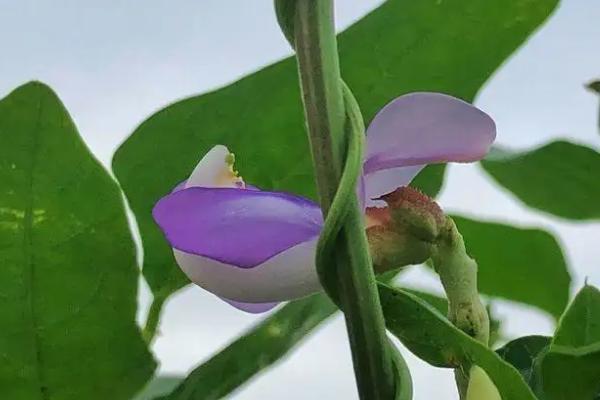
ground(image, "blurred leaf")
xmin=411 ymin=164 xmax=446 ymax=198
xmin=588 ymin=80 xmax=600 ymax=134
xmin=134 ymin=376 xmax=183 ymax=400
xmin=587 ymin=80 xmax=600 ymax=94
xmin=379 ymin=285 xmax=538 ymax=400
xmin=157 ymin=286 xmax=449 ymax=399
xmin=0 ymin=82 xmax=155 ymax=399
xmin=453 ymin=216 xmax=571 ymax=318
xmin=112 ymin=0 xmax=559 ymax=310
xmin=540 ymin=285 xmax=600 ymax=400
xmin=482 ymin=141 xmax=600 ymax=220
xmin=496 ymin=335 xmax=550 ymax=391
xmin=157 ymin=294 xmax=336 ymax=400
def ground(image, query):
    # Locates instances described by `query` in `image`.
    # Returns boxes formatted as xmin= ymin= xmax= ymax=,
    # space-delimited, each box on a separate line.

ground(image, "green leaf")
xmin=496 ymin=335 xmax=550 ymax=390
xmin=553 ymin=285 xmax=600 ymax=348
xmin=406 ymin=286 xmax=504 ymax=346
xmin=112 ymin=0 xmax=559 ymax=307
xmin=482 ymin=141 xmax=600 ymax=220
xmin=540 ymin=285 xmax=600 ymax=400
xmin=410 ymin=164 xmax=446 ymax=198
xmin=496 ymin=287 xmax=600 ymax=399
xmin=541 ymin=345 xmax=600 ymax=400
xmin=403 ymin=288 xmax=448 ymax=315
xmin=379 ymin=285 xmax=538 ymax=400
xmin=453 ymin=216 xmax=571 ymax=318
xmin=158 ymin=294 xmax=336 ymax=400
xmin=0 ymin=82 xmax=155 ymax=399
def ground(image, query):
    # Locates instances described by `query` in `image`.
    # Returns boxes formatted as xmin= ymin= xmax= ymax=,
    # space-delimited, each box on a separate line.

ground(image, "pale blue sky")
xmin=1 ymin=1 xmax=599 ymax=399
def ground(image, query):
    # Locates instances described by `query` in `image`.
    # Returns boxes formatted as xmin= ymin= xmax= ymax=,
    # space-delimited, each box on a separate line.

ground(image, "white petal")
xmin=185 ymin=144 xmax=242 ymax=188
xmin=364 ymin=164 xmax=424 ymax=207
xmin=174 ymin=238 xmax=321 ymax=303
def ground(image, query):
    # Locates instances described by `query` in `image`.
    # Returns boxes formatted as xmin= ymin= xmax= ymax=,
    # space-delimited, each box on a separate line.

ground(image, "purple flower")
xmin=153 ymin=93 xmax=495 ymax=313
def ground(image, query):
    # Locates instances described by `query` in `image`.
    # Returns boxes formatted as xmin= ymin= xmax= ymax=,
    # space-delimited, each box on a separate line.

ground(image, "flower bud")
xmin=378 ymin=186 xmax=447 ymax=241
xmin=365 ymin=186 xmax=448 ymax=273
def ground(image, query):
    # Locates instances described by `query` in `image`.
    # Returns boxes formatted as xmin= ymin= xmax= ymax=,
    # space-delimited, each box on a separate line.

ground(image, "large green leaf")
xmin=379 ymin=285 xmax=538 ymax=400
xmin=482 ymin=141 xmax=600 ymax=220
xmin=0 ymin=82 xmax=155 ymax=399
xmin=453 ymin=216 xmax=571 ymax=318
xmin=540 ymin=285 xmax=600 ymax=400
xmin=112 ymin=0 xmax=559 ymax=304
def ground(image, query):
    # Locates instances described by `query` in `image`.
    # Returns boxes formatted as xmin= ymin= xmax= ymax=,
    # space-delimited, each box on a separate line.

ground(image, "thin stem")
xmin=142 ymin=294 xmax=166 ymax=344
xmin=291 ymin=1 xmax=396 ymax=398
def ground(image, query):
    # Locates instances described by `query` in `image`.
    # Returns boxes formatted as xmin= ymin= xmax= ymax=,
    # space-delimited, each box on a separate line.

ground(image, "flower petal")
xmin=172 ymin=180 xmax=187 ymax=192
xmin=173 ymin=238 xmax=320 ymax=303
xmin=364 ymin=165 xmax=424 ymax=206
xmin=219 ymin=297 xmax=279 ymax=314
xmin=153 ymin=187 xmax=323 ymax=268
xmin=186 ymin=145 xmax=235 ymax=188
xmin=363 ymin=92 xmax=496 ymax=174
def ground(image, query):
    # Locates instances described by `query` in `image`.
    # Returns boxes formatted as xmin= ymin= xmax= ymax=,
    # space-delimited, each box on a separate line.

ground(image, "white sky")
xmin=1 ymin=1 xmax=599 ymax=399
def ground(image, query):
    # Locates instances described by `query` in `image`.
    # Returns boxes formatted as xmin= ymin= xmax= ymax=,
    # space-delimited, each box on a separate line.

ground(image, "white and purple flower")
xmin=153 ymin=92 xmax=496 ymax=313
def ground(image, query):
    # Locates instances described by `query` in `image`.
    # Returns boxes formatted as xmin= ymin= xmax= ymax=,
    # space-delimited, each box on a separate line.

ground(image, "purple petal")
xmin=219 ymin=297 xmax=279 ymax=313
xmin=363 ymin=92 xmax=496 ymax=174
xmin=153 ymin=187 xmax=323 ymax=268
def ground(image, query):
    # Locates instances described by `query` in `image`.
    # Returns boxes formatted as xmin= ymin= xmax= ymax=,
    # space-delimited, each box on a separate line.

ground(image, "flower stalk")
xmin=433 ymin=218 xmax=491 ymax=398
xmin=432 ymin=219 xmax=490 ymax=345
xmin=375 ymin=187 xmax=491 ymax=398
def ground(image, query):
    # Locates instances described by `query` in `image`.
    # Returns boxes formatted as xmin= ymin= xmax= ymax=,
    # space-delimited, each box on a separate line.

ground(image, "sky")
xmin=1 ymin=0 xmax=599 ymax=399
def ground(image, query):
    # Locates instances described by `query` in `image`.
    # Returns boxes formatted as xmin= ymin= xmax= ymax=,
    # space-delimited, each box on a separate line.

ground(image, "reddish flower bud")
xmin=365 ymin=186 xmax=448 ymax=273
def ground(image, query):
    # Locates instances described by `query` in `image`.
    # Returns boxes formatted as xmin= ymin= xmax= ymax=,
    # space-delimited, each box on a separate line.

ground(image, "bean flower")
xmin=153 ymin=92 xmax=495 ymax=313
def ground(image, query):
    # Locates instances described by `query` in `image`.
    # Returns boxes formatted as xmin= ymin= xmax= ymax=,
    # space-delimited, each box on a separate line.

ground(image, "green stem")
xmin=142 ymin=294 xmax=166 ymax=344
xmin=287 ymin=1 xmax=396 ymax=398
xmin=432 ymin=218 xmax=489 ymax=345
xmin=432 ymin=217 xmax=490 ymax=398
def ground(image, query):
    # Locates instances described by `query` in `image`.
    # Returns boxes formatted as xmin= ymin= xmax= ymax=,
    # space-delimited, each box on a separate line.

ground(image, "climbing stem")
xmin=283 ymin=0 xmax=396 ymax=398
